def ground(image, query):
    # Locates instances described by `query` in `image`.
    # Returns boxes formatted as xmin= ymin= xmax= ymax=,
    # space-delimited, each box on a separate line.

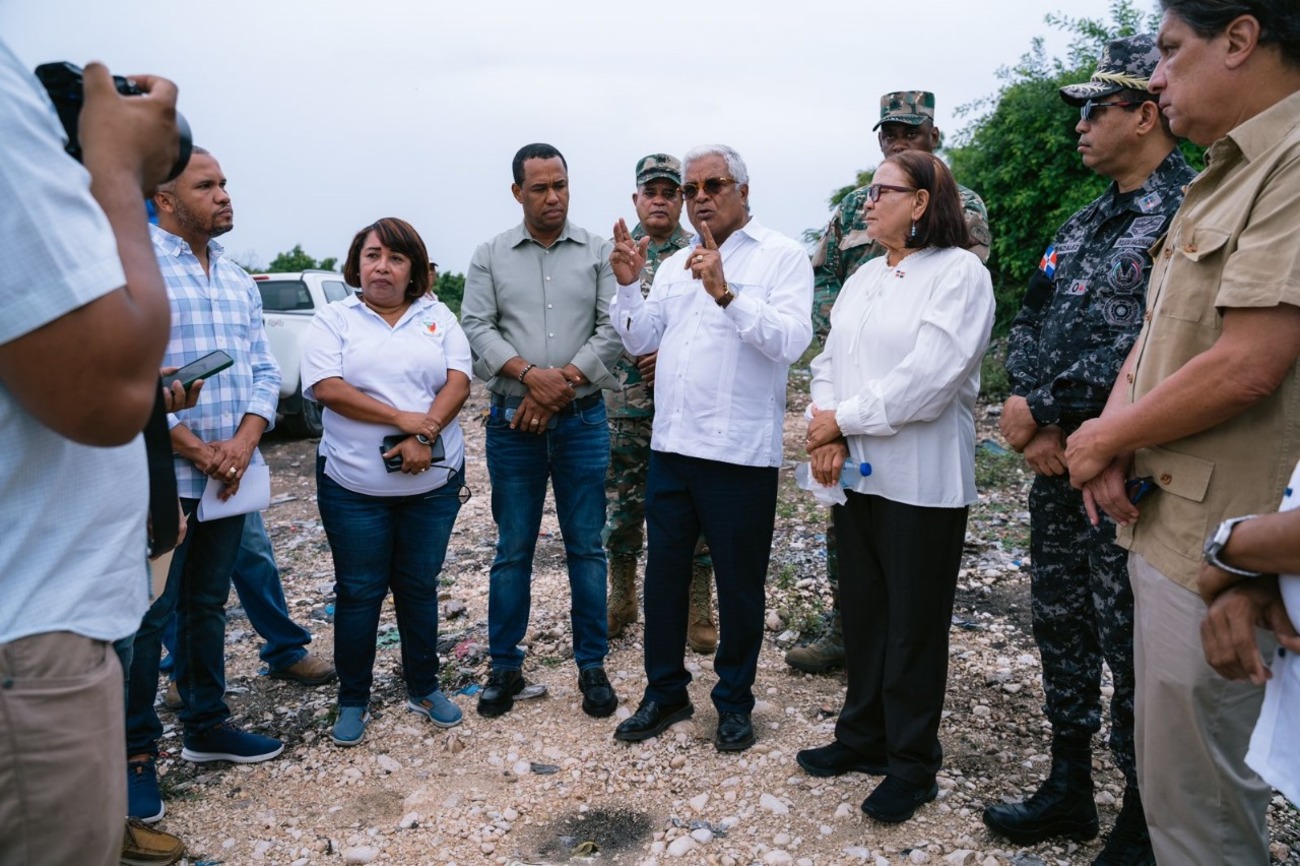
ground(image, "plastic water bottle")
xmin=794 ymin=461 xmax=873 ymax=506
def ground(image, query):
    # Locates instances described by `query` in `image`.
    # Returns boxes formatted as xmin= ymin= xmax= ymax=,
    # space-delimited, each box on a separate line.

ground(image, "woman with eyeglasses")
xmin=797 ymin=151 xmax=994 ymax=824
xmin=299 ymin=217 xmax=472 ymax=746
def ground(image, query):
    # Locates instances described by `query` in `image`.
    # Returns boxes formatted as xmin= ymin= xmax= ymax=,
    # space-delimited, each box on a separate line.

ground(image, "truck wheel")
xmin=281 ymin=386 xmax=324 ymax=438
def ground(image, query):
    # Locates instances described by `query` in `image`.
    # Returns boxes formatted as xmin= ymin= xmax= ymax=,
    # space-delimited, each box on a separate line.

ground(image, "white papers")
xmin=197 ymin=458 xmax=271 ymax=522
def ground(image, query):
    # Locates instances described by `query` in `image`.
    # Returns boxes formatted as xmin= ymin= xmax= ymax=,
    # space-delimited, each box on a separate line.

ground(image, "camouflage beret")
xmin=635 ymin=153 xmax=682 ymax=187
xmin=1060 ymin=34 xmax=1160 ymax=105
xmin=872 ymin=91 xmax=936 ymax=130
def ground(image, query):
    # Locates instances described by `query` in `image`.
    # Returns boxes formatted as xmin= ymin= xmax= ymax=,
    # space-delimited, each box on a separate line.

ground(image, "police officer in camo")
xmin=788 ymin=90 xmax=991 ymax=674
xmin=604 ymin=154 xmax=718 ymax=653
xmin=984 ymin=36 xmax=1194 ymax=866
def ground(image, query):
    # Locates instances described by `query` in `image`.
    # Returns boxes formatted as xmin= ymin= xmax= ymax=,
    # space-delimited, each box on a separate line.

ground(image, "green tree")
xmin=436 ymin=272 xmax=466 ymax=317
xmin=267 ymin=244 xmax=331 ymax=273
xmin=946 ymin=0 xmax=1198 ymax=336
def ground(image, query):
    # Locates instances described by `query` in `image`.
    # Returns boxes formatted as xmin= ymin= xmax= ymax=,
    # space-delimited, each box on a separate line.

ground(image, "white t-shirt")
xmin=1245 ymin=458 xmax=1300 ymax=807
xmin=810 ymin=246 xmax=994 ymax=508
xmin=0 ymin=39 xmax=148 ymax=643
xmin=301 ymin=294 xmax=472 ymax=496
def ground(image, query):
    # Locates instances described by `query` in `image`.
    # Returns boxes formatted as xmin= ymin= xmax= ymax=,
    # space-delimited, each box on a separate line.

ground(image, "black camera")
xmin=34 ymin=61 xmax=192 ymax=181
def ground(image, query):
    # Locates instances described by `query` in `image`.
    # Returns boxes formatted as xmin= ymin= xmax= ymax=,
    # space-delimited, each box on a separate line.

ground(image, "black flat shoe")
xmin=714 ymin=711 xmax=755 ymax=752
xmin=613 ymin=697 xmax=693 ymax=742
xmin=796 ymin=740 xmax=888 ymax=777
xmin=861 ymin=774 xmax=939 ymax=824
xmin=476 ymin=669 xmax=524 ymax=718
xmin=578 ymin=666 xmax=618 ymax=718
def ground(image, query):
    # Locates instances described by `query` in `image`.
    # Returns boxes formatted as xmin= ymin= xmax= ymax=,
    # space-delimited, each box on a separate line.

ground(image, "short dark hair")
xmin=342 ymin=217 xmax=430 ymax=301
xmin=512 ymin=143 xmax=567 ymax=186
xmin=1114 ymin=87 xmax=1176 ymax=136
xmin=885 ymin=151 xmax=972 ymax=251
xmin=1161 ymin=0 xmax=1300 ymax=67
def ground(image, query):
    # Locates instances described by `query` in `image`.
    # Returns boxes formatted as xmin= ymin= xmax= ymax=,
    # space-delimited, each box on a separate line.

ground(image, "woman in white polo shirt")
xmin=797 ymin=152 xmax=995 ymax=824
xmin=301 ymin=217 xmax=471 ymax=746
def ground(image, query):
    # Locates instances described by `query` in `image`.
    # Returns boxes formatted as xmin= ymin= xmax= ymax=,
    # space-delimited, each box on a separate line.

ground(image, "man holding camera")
xmin=0 ymin=41 xmax=178 ymax=866
xmin=123 ymin=146 xmax=285 ymax=824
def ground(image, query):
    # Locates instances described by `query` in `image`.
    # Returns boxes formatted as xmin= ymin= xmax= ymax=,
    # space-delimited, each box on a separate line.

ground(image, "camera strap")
xmin=145 ymin=380 xmax=179 ymax=557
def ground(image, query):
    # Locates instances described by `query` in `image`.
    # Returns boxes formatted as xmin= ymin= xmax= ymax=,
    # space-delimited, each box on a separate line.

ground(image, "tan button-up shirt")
xmin=1117 ymin=91 xmax=1300 ymax=590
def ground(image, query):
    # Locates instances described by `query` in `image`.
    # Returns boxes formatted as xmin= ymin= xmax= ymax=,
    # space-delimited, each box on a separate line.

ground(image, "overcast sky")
xmin=4 ymin=0 xmax=1139 ymax=274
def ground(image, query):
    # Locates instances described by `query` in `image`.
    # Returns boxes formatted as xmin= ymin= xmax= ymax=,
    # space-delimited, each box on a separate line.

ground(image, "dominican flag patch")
xmin=1039 ymin=245 xmax=1058 ymax=278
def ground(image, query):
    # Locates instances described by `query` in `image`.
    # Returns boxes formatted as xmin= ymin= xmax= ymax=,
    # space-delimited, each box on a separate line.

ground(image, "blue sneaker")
xmin=126 ymin=756 xmax=164 ymax=824
xmin=180 ymin=722 xmax=284 ymax=764
xmin=407 ymin=690 xmax=463 ymax=728
xmin=331 ymin=706 xmax=371 ymax=746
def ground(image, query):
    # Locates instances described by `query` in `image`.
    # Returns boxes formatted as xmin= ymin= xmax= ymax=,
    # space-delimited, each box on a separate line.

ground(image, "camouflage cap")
xmin=1060 ymin=34 xmax=1160 ymax=105
xmin=635 ymin=153 xmax=682 ymax=187
xmin=872 ymin=91 xmax=936 ymax=130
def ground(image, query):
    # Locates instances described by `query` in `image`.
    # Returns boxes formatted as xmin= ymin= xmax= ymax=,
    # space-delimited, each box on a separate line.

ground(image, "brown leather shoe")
xmin=607 ymin=555 xmax=639 ymax=637
xmin=686 ymin=564 xmax=717 ymax=654
xmin=268 ymin=653 xmax=337 ymax=686
xmin=162 ymin=680 xmax=182 ymax=711
xmin=121 ymin=818 xmax=185 ymax=865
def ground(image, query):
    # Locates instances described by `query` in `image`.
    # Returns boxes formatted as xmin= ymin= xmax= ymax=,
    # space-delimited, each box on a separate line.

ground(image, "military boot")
xmin=607 ymin=555 xmax=639 ymax=638
xmin=1092 ymin=785 xmax=1156 ymax=865
xmin=784 ymin=609 xmax=844 ymax=673
xmin=686 ymin=564 xmax=718 ymax=654
xmin=983 ymin=735 xmax=1099 ymax=844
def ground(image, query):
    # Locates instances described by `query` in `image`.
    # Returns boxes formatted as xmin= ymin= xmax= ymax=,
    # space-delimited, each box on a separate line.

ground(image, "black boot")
xmin=983 ymin=736 xmax=1099 ymax=844
xmin=1093 ymin=786 xmax=1156 ymax=866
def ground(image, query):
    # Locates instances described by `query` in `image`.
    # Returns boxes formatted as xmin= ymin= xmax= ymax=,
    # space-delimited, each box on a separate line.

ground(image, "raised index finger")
xmin=700 ymin=221 xmax=717 ymax=250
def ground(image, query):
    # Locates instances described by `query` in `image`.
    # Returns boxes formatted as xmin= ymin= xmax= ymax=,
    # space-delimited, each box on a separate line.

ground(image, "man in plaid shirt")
xmin=123 ymin=147 xmax=284 ymax=825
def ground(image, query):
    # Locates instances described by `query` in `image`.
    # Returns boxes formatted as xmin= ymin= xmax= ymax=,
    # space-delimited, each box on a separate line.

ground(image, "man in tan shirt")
xmin=1064 ymin=2 xmax=1300 ymax=863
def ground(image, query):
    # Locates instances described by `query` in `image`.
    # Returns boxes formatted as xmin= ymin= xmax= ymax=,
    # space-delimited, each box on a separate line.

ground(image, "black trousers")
xmin=642 ymin=450 xmax=777 ymax=713
xmin=833 ymin=491 xmax=968 ymax=786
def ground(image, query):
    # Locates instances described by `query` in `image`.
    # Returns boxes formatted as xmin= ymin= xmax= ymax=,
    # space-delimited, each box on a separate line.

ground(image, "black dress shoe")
xmin=714 ymin=711 xmax=755 ymax=752
xmin=476 ymin=668 xmax=524 ymax=718
xmin=613 ymin=697 xmax=693 ymax=742
xmin=578 ymin=667 xmax=618 ymax=718
xmin=796 ymin=740 xmax=888 ymax=777
xmin=861 ymin=774 xmax=939 ymax=824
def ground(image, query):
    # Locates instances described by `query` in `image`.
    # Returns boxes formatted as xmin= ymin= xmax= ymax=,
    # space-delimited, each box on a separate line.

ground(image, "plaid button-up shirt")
xmin=152 ymin=225 xmax=280 ymax=499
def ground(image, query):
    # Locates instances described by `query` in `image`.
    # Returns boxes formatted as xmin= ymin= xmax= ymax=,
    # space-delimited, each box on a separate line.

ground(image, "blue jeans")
xmin=126 ymin=503 xmax=244 ymax=754
xmin=485 ymin=396 xmax=610 ymax=671
xmin=317 ymin=457 xmax=463 ymax=707
xmin=160 ymin=511 xmax=311 ymax=674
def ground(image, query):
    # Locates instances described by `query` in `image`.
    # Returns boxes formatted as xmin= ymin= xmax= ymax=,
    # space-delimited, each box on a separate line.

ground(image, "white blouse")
xmin=810 ymin=246 xmax=994 ymax=508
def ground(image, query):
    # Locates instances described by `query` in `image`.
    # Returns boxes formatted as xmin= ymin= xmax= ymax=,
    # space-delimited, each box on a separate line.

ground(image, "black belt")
xmin=490 ymin=391 xmax=602 ymax=414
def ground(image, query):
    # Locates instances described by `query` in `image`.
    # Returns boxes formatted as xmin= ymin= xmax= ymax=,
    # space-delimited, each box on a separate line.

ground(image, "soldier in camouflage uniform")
xmin=605 ymin=154 xmax=718 ymax=653
xmin=787 ymin=90 xmax=992 ymax=673
xmin=982 ymin=37 xmax=1193 ymax=866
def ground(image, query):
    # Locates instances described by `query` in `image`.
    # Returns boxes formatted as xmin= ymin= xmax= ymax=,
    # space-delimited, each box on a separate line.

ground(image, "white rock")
xmin=764 ymin=852 xmax=793 ymax=865
xmin=376 ymin=754 xmax=401 ymax=774
xmin=944 ymin=851 xmax=975 ymax=865
xmin=342 ymin=846 xmax=379 ymax=864
xmin=842 ymin=847 xmax=871 ymax=861
xmin=512 ymin=759 xmax=532 ymax=776
xmin=398 ymin=812 xmax=420 ymax=829
xmin=666 ymin=836 xmax=698 ymax=857
xmin=759 ymin=793 xmax=789 ymax=815
xmin=688 ymin=793 xmax=709 ymax=812
xmin=819 ymin=824 xmax=833 ymax=836
xmin=834 ymin=802 xmax=854 ymax=818
xmin=773 ymin=832 xmax=791 ymax=845
xmin=690 ymin=828 xmax=713 ymax=844
xmin=908 ymin=850 xmax=931 ymax=863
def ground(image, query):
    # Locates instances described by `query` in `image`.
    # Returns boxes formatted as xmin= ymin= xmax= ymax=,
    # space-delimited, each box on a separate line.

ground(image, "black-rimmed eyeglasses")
xmin=866 ymin=183 xmax=916 ymax=202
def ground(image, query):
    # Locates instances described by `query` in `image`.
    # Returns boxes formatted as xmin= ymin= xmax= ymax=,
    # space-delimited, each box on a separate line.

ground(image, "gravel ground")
xmin=148 ymin=381 xmax=1300 ymax=866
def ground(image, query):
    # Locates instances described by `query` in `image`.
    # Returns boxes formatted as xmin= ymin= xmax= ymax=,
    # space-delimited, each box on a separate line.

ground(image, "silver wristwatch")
xmin=415 ymin=433 xmax=433 ymax=446
xmin=1202 ymin=515 xmax=1262 ymax=578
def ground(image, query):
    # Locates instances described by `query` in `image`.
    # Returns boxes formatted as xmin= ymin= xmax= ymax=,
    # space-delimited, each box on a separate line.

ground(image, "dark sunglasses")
xmin=1080 ymin=99 xmax=1143 ymax=122
xmin=866 ymin=183 xmax=916 ymax=202
xmin=681 ymin=177 xmax=739 ymax=200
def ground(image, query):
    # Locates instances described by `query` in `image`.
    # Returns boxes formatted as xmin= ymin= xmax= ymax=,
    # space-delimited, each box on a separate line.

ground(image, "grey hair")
xmin=682 ymin=144 xmax=749 ymax=185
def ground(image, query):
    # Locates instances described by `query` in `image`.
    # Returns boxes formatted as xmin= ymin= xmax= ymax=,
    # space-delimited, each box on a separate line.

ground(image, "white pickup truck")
xmin=252 ymin=270 xmax=353 ymax=437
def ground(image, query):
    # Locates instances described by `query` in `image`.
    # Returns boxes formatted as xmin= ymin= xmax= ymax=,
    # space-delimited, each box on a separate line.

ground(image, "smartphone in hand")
xmin=172 ymin=350 xmax=234 ymax=389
